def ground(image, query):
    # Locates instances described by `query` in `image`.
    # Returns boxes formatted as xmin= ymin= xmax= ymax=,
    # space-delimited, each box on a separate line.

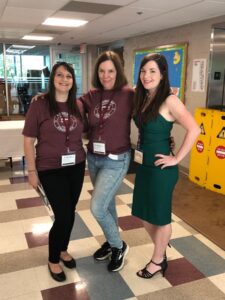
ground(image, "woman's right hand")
xmin=31 ymin=93 xmax=45 ymax=103
xmin=28 ymin=171 xmax=39 ymax=189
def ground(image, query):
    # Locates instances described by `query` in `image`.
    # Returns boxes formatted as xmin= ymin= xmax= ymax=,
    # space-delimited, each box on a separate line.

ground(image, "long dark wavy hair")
xmin=133 ymin=53 xmax=171 ymax=122
xmin=45 ymin=61 xmax=82 ymax=119
xmin=92 ymin=51 xmax=128 ymax=90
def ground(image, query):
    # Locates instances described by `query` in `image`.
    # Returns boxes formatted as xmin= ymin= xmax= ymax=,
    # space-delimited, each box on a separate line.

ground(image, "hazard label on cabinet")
xmin=217 ymin=127 xmax=225 ymax=139
xmin=196 ymin=140 xmax=204 ymax=153
xmin=215 ymin=145 xmax=225 ymax=159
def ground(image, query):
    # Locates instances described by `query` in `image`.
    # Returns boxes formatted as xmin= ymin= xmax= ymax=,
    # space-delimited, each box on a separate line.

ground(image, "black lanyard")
xmin=98 ymin=90 xmax=116 ymax=139
xmin=60 ymin=112 xmax=71 ymax=149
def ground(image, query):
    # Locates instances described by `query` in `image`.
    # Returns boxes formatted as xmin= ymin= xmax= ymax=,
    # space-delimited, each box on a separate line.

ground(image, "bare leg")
xmin=142 ymin=220 xmax=156 ymax=244
xmin=138 ymin=223 xmax=171 ymax=275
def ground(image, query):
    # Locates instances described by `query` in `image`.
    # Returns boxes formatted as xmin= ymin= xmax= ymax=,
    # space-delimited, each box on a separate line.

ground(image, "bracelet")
xmin=28 ymin=170 xmax=36 ymax=173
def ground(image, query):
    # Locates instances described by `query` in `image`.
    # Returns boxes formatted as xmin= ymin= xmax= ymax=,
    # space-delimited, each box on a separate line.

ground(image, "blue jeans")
xmin=87 ymin=151 xmax=131 ymax=249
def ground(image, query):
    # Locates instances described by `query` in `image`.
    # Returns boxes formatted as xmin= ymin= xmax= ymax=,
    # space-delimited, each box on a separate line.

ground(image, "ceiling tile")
xmin=8 ymin=0 xmax=69 ymax=10
xmin=1 ymin=7 xmax=54 ymax=25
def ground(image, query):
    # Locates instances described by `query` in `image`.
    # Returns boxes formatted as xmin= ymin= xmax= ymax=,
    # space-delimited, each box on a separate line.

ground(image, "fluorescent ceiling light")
xmin=42 ymin=18 xmax=88 ymax=27
xmin=22 ymin=35 xmax=53 ymax=41
xmin=12 ymin=45 xmax=35 ymax=49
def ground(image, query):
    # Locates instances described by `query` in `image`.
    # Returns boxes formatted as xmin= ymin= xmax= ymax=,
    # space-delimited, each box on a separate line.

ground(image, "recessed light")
xmin=22 ymin=35 xmax=54 ymax=41
xmin=12 ymin=45 xmax=35 ymax=49
xmin=42 ymin=18 xmax=88 ymax=27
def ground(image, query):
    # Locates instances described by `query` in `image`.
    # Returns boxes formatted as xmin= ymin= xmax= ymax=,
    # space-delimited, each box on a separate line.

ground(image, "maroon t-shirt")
xmin=79 ymin=86 xmax=134 ymax=155
xmin=23 ymin=96 xmax=86 ymax=171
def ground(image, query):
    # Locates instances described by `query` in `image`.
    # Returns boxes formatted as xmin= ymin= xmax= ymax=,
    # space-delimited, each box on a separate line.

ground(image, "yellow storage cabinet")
xmin=189 ymin=108 xmax=213 ymax=186
xmin=205 ymin=110 xmax=225 ymax=194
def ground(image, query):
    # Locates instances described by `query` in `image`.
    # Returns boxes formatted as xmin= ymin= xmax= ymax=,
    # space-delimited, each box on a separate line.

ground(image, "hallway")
xmin=0 ymin=160 xmax=225 ymax=300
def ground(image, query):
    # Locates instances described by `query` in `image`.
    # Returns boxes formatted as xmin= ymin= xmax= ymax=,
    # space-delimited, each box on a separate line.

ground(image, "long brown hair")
xmin=92 ymin=51 xmax=128 ymax=90
xmin=133 ymin=53 xmax=171 ymax=122
xmin=46 ymin=61 xmax=82 ymax=119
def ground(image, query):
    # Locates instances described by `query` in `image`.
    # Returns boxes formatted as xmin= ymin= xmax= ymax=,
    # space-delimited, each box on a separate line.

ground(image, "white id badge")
xmin=93 ymin=141 xmax=106 ymax=155
xmin=61 ymin=153 xmax=76 ymax=166
xmin=134 ymin=149 xmax=143 ymax=164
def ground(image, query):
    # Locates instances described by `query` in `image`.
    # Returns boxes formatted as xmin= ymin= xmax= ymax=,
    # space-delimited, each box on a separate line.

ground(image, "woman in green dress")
xmin=132 ymin=53 xmax=200 ymax=279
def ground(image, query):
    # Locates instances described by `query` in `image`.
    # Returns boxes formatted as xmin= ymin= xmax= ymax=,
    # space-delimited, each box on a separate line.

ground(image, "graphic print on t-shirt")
xmin=53 ymin=112 xmax=77 ymax=132
xmin=94 ymin=99 xmax=116 ymax=120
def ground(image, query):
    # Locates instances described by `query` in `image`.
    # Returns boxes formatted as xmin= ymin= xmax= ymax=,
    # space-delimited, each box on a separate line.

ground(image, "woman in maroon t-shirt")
xmin=23 ymin=62 xmax=86 ymax=282
xmin=79 ymin=51 xmax=134 ymax=272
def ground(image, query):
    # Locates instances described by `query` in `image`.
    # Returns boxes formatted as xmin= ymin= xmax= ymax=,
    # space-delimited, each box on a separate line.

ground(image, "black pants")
xmin=38 ymin=161 xmax=85 ymax=263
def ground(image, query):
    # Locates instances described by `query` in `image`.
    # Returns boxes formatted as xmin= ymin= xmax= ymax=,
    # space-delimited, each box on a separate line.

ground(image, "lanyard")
xmin=60 ymin=112 xmax=71 ymax=150
xmin=98 ymin=90 xmax=116 ymax=140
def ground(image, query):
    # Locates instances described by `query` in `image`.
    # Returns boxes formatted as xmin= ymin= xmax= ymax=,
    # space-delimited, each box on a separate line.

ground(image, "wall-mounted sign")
xmin=192 ymin=59 xmax=206 ymax=92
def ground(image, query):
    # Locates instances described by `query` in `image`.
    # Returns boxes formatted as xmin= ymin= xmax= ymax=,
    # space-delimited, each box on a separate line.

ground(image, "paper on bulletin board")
xmin=192 ymin=59 xmax=206 ymax=92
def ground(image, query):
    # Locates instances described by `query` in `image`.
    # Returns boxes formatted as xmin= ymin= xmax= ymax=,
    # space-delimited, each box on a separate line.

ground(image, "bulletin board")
xmin=133 ymin=43 xmax=188 ymax=102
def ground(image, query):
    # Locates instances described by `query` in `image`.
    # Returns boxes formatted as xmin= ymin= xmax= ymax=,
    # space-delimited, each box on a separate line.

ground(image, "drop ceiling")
xmin=0 ymin=0 xmax=225 ymax=45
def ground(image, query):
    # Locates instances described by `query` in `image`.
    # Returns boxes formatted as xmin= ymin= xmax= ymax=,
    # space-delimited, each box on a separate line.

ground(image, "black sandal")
xmin=136 ymin=259 xmax=168 ymax=279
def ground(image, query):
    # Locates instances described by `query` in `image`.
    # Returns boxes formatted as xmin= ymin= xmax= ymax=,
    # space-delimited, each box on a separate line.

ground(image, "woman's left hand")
xmin=154 ymin=154 xmax=178 ymax=169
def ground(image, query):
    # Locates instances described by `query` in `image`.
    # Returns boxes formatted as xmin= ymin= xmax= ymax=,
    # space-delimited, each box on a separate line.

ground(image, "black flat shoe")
xmin=60 ymin=257 xmax=76 ymax=269
xmin=48 ymin=264 xmax=66 ymax=282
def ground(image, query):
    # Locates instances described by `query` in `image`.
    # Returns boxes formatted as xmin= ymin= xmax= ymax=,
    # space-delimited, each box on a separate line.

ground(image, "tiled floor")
xmin=0 ymin=160 xmax=225 ymax=300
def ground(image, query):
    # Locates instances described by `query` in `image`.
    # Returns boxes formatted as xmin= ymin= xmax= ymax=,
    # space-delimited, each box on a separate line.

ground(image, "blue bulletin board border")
xmin=132 ymin=43 xmax=188 ymax=103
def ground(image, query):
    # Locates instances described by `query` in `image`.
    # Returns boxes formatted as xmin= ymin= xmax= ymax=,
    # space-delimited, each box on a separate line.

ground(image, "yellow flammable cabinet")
xmin=189 ymin=108 xmax=214 ymax=187
xmin=205 ymin=110 xmax=225 ymax=195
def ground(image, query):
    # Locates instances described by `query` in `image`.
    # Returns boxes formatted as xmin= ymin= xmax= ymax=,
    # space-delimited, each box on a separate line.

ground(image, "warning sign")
xmin=217 ymin=127 xmax=225 ymax=139
xmin=215 ymin=145 xmax=225 ymax=159
xmin=196 ymin=140 xmax=204 ymax=153
xmin=200 ymin=123 xmax=205 ymax=135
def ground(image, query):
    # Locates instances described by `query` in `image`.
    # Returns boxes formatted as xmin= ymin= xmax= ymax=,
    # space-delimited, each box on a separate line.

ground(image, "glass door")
xmin=0 ymin=44 xmax=50 ymax=116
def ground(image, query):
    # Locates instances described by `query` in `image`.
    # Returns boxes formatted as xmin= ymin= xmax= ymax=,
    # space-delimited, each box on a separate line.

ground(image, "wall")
xmin=123 ymin=15 xmax=225 ymax=169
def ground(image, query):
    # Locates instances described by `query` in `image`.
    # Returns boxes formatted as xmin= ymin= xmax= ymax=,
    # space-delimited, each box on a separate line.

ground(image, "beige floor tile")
xmin=171 ymin=222 xmax=192 ymax=239
xmin=117 ymin=204 xmax=131 ymax=217
xmin=0 ymin=233 xmax=28 ymax=254
xmin=21 ymin=216 xmax=52 ymax=234
xmin=0 ymin=268 xmax=39 ymax=300
xmin=195 ymin=234 xmax=225 ymax=259
xmin=0 ymin=179 xmax=10 ymax=185
xmin=76 ymin=199 xmax=91 ymax=211
xmin=139 ymin=278 xmax=225 ymax=300
xmin=120 ymin=245 xmax=171 ymax=296
xmin=0 ymin=220 xmax=24 ymax=236
xmin=78 ymin=210 xmax=103 ymax=236
xmin=0 ymin=190 xmax=37 ymax=212
xmin=82 ymin=181 xmax=93 ymax=190
xmin=79 ymin=189 xmax=92 ymax=201
xmin=34 ymin=265 xmax=80 ymax=290
xmin=123 ymin=178 xmax=134 ymax=189
xmin=117 ymin=193 xmax=133 ymax=205
xmin=209 ymin=273 xmax=225 ymax=293
xmin=121 ymin=228 xmax=151 ymax=247
xmin=171 ymin=213 xmax=182 ymax=222
xmin=79 ymin=181 xmax=93 ymax=200
xmin=0 ymin=195 xmax=18 ymax=211
xmin=8 ymin=291 xmax=43 ymax=300
xmin=0 ymin=182 xmax=32 ymax=193
xmin=177 ymin=220 xmax=199 ymax=235
xmin=68 ymin=237 xmax=100 ymax=259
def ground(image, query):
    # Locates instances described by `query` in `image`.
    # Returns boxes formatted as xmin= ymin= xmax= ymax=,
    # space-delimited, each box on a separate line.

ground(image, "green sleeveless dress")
xmin=132 ymin=114 xmax=178 ymax=225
